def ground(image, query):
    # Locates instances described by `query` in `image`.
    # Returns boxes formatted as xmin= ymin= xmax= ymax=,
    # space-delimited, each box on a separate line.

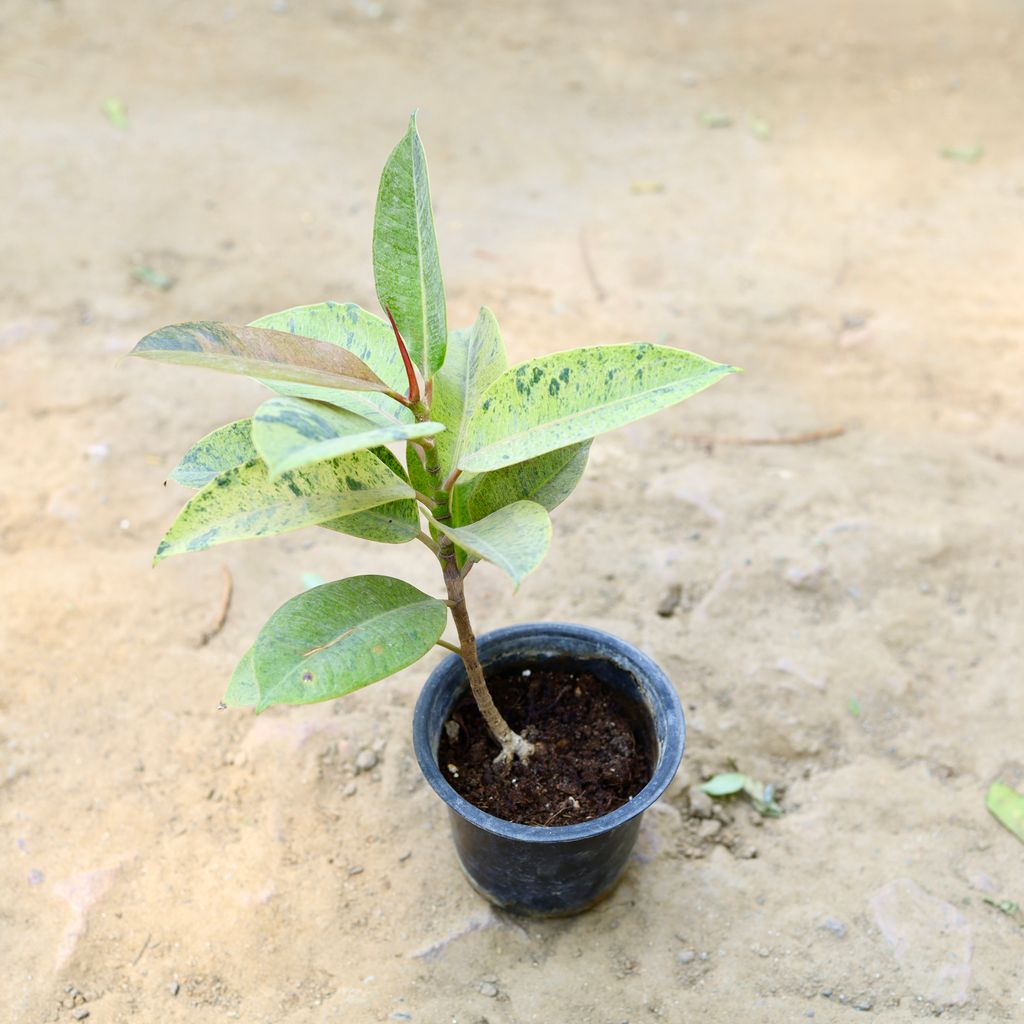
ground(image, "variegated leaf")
xmin=252 ymin=396 xmax=443 ymax=479
xmin=373 ymin=113 xmax=448 ymax=378
xmin=459 ymin=344 xmax=738 ymax=472
xmin=155 ymin=452 xmax=413 ymax=562
xmin=129 ymin=321 xmax=392 ymax=394
xmin=251 ymin=302 xmax=414 ymax=428
xmin=170 ymin=419 xmax=257 ymax=489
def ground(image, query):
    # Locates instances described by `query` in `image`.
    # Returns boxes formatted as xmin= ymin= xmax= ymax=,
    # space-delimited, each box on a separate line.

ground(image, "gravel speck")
xmin=355 ymin=749 xmax=378 ymax=773
xmin=820 ymin=916 xmax=848 ymax=939
xmin=479 ymin=982 xmax=498 ymax=997
xmin=71 ymin=1011 xmax=90 ymax=1021
xmin=676 ymin=950 xmax=696 ymax=964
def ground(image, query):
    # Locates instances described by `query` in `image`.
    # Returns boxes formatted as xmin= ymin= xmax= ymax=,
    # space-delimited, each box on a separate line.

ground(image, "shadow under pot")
xmin=412 ymin=622 xmax=685 ymax=917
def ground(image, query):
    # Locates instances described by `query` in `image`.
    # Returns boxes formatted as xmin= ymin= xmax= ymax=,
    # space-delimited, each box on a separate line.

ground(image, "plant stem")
xmin=408 ymin=397 xmax=533 ymax=764
xmin=436 ymin=638 xmax=462 ymax=655
xmin=439 ymin=538 xmax=534 ymax=764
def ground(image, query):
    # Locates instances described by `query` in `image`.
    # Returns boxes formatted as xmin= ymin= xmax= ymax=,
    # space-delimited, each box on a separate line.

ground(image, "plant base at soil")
xmin=437 ymin=664 xmax=652 ymax=826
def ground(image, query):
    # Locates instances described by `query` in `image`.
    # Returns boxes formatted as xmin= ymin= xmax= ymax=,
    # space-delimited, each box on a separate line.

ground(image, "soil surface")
xmin=437 ymin=666 xmax=652 ymax=826
xmin=3 ymin=1 xmax=1024 ymax=1022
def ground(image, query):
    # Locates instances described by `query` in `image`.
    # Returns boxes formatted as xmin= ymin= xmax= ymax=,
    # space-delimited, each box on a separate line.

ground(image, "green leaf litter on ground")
xmin=699 ymin=111 xmax=734 ymax=129
xmin=701 ymin=772 xmax=746 ymax=796
xmin=941 ymin=144 xmax=983 ymax=163
xmin=702 ymin=772 xmax=782 ymax=817
xmin=983 ymin=897 xmax=1020 ymax=916
xmin=131 ymin=264 xmax=174 ymax=290
xmin=986 ymin=781 xmax=1024 ymax=843
xmin=848 ymin=695 xmax=861 ymax=717
xmin=102 ymin=98 xmax=128 ymax=128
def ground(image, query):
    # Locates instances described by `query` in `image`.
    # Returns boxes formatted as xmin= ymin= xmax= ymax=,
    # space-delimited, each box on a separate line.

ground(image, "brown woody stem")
xmin=439 ymin=539 xmax=534 ymax=764
xmin=410 ymin=396 xmax=532 ymax=764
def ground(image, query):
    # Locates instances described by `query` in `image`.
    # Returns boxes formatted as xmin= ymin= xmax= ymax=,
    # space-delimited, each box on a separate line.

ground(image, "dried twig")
xmin=687 ymin=426 xmax=845 ymax=447
xmin=198 ymin=566 xmax=233 ymax=646
xmin=130 ymin=932 xmax=152 ymax=967
xmin=579 ymin=228 xmax=607 ymax=303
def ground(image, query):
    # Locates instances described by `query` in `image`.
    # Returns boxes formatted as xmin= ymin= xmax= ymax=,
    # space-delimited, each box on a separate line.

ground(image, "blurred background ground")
xmin=2 ymin=0 xmax=1023 ymax=1021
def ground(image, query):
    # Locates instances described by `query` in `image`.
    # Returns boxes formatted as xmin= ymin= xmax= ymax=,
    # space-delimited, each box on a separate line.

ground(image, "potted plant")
xmin=129 ymin=115 xmax=738 ymax=915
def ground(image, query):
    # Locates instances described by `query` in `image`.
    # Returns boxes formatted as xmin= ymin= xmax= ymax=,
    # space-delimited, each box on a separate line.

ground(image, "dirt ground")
xmin=3 ymin=1 xmax=1023 ymax=1021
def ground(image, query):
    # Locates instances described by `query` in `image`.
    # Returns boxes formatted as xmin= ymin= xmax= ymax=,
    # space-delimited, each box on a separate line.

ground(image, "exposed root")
xmin=492 ymin=732 xmax=535 ymax=766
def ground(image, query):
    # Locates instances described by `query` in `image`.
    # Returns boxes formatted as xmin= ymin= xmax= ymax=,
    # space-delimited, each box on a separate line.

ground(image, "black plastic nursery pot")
xmin=412 ymin=623 xmax=685 ymax=917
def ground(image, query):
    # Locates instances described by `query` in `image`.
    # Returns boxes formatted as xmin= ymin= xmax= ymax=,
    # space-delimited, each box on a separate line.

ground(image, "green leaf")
xmin=224 ymin=647 xmax=258 ymax=707
xmin=155 ymin=451 xmax=413 ymax=562
xmin=987 ymin=781 xmax=1024 ymax=844
xmin=129 ymin=321 xmax=394 ymax=395
xmin=251 ymin=302 xmax=415 ymax=429
xmin=451 ymin=441 xmax=591 ymax=526
xmin=252 ymin=396 xmax=443 ymax=479
xmin=170 ymin=419 xmax=258 ymax=488
xmin=701 ymin=773 xmax=747 ymax=796
xmin=432 ymin=308 xmax=508 ymax=477
xmin=322 ymin=501 xmax=420 ymax=545
xmin=251 ymin=575 xmax=447 ymax=712
xmin=321 ymin=448 xmax=421 ymax=546
xmin=373 ymin=113 xmax=448 ymax=379
xmin=427 ymin=501 xmax=551 ymax=588
xmin=459 ymin=344 xmax=739 ymax=472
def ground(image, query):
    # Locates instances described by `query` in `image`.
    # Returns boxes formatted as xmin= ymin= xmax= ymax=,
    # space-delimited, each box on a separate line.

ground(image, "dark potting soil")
xmin=436 ymin=664 xmax=653 ymax=827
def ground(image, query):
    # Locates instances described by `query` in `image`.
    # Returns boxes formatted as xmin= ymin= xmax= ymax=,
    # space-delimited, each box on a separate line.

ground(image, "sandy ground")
xmin=3 ymin=1 xmax=1024 ymax=1021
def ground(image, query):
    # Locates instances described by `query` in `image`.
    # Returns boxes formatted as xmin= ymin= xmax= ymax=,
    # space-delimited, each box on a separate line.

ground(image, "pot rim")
xmin=412 ymin=622 xmax=685 ymax=844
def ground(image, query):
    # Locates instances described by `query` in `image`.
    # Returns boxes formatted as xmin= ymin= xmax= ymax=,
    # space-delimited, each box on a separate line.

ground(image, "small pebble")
xmin=698 ymin=951 xmax=709 ymax=961
xmin=343 ymin=782 xmax=357 ymax=797
xmin=355 ymin=749 xmax=378 ymax=773
xmin=479 ymin=982 xmax=498 ymax=997
xmin=348 ymin=865 xmax=364 ymax=876
xmin=688 ymin=789 xmax=713 ymax=818
xmin=390 ymin=1013 xmax=412 ymax=1021
xmin=676 ymin=950 xmax=696 ymax=964
xmin=399 ymin=850 xmax=412 ymax=862
xmin=28 ymin=868 xmax=45 ymax=886
xmin=819 ymin=916 xmax=847 ymax=939
xmin=72 ymin=1011 xmax=90 ymax=1021
xmin=853 ymin=998 xmax=874 ymax=1011
xmin=168 ymin=981 xmax=180 ymax=996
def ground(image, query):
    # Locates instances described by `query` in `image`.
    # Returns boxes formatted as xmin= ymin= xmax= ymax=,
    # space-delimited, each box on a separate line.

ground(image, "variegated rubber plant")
xmin=130 ymin=115 xmax=738 ymax=763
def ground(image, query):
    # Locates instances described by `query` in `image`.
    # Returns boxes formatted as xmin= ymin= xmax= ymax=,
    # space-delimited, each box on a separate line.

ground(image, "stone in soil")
xmin=869 ymin=878 xmax=972 ymax=1006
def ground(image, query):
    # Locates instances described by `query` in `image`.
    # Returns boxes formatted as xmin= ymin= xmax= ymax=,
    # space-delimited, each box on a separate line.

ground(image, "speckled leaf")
xmin=252 ymin=396 xmax=443 ymax=479
xmin=373 ymin=113 xmax=447 ymax=378
xmin=223 ymin=646 xmax=257 ymax=707
xmin=129 ymin=321 xmax=392 ymax=394
xmin=459 ymin=344 xmax=739 ymax=472
xmin=405 ymin=441 xmax=436 ymax=497
xmin=170 ymin=419 xmax=258 ymax=488
xmin=451 ymin=440 xmax=591 ymax=526
xmin=168 ymin=426 xmax=418 ymax=547
xmin=251 ymin=303 xmax=414 ymax=429
xmin=987 ymin=782 xmax=1024 ymax=844
xmin=432 ymin=308 xmax=508 ymax=477
xmin=154 ymin=452 xmax=413 ymax=562
xmin=320 ymin=447 xmax=421 ymax=544
xmin=428 ymin=501 xmax=551 ymax=588
xmin=251 ymin=576 xmax=447 ymax=711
